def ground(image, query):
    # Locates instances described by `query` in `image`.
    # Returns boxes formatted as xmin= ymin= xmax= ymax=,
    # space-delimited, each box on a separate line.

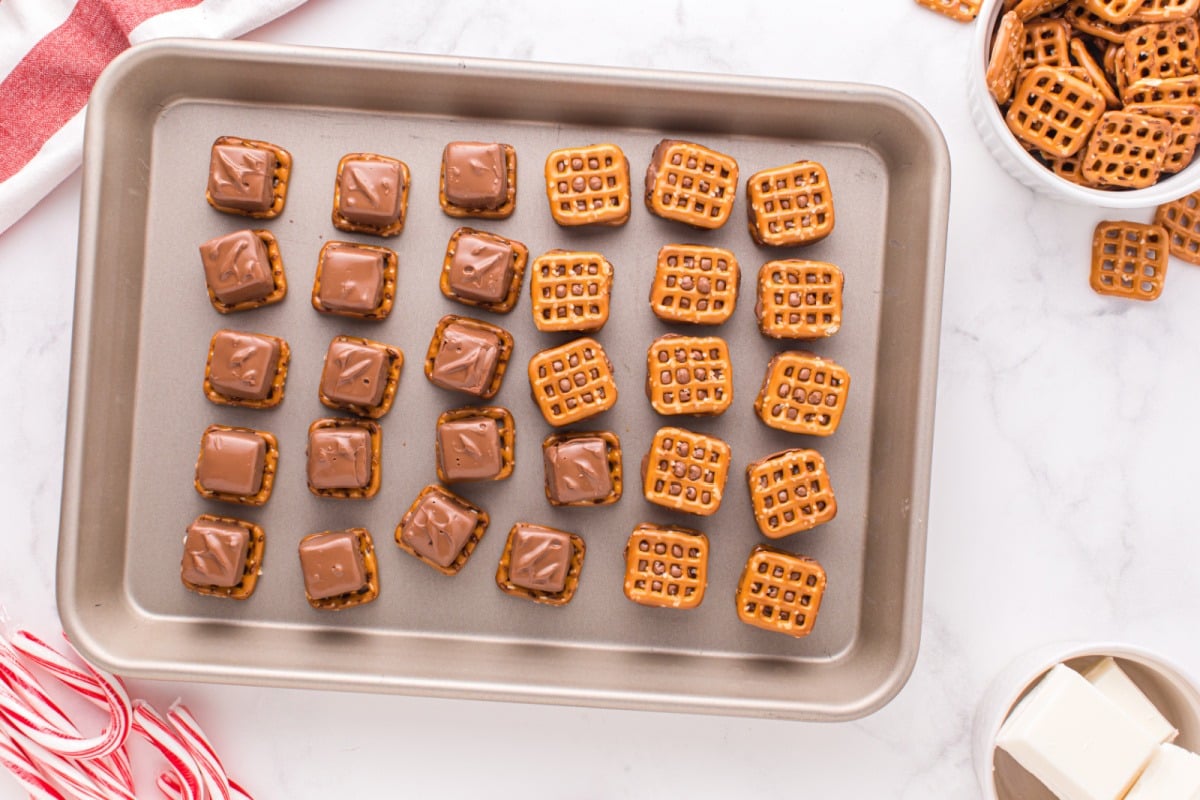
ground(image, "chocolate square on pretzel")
xmin=439 ymin=227 xmax=528 ymax=313
xmin=746 ymin=161 xmax=835 ymax=246
xmin=527 ymin=337 xmax=619 ymax=427
xmin=424 ymin=315 xmax=514 ymax=399
xmin=735 ymin=546 xmax=827 ymax=638
xmin=203 ymin=329 xmax=289 ymax=409
xmin=756 ymin=259 xmax=844 ymax=339
xmin=542 ymin=431 xmax=622 ymax=506
xmin=194 ymin=424 xmax=278 ymax=507
xmin=435 ymin=406 xmax=515 ymax=483
xmin=318 ymin=335 xmax=403 ymax=419
xmin=544 ymin=144 xmax=631 ymax=227
xmin=755 ymin=351 xmax=850 ymax=436
xmin=746 ymin=448 xmax=838 ymax=539
xmin=332 ymin=152 xmax=410 ymax=236
xmin=298 ymin=528 xmax=379 ymax=610
xmin=395 ymin=484 xmax=489 ymax=575
xmin=1090 ymin=220 xmax=1168 ymax=300
xmin=440 ymin=141 xmax=517 ymax=219
xmin=645 ymin=334 xmax=732 ymax=417
xmin=495 ymin=523 xmax=586 ymax=605
xmin=644 ymin=139 xmax=739 ymax=230
xmin=306 ymin=418 xmax=381 ymax=499
xmin=206 ymin=136 xmax=291 ymax=218
xmin=529 ymin=250 xmax=614 ymax=332
xmin=311 ymin=241 xmax=397 ymax=320
xmin=649 ymin=245 xmax=739 ymax=325
xmin=641 ymin=426 xmax=731 ymax=517
xmin=198 ymin=229 xmax=287 ymax=313
xmin=623 ymin=524 xmax=708 ymax=610
xmin=180 ymin=514 xmax=265 ymax=600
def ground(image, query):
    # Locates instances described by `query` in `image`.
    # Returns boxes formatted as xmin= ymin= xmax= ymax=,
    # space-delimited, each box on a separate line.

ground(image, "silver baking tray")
xmin=58 ymin=39 xmax=948 ymax=721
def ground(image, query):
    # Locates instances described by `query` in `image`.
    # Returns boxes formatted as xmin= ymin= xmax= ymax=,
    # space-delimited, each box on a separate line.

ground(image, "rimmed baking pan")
xmin=59 ymin=39 xmax=948 ymax=721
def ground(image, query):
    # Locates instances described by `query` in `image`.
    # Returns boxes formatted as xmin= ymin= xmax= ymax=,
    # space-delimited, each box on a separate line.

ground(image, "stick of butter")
xmin=1125 ymin=744 xmax=1200 ymax=799
xmin=996 ymin=664 xmax=1158 ymax=800
xmin=1084 ymin=657 xmax=1179 ymax=744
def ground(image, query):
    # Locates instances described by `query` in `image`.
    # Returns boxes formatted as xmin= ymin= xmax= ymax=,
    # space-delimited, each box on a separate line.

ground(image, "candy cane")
xmin=169 ymin=703 xmax=232 ymax=800
xmin=0 ymin=728 xmax=65 ymax=800
xmin=2 ymin=727 xmax=113 ymax=800
xmin=132 ymin=701 xmax=204 ymax=800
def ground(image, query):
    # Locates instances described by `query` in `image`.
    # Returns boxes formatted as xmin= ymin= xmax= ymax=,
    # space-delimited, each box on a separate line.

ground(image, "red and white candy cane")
xmin=133 ymin=700 xmax=205 ymax=800
xmin=0 ymin=728 xmax=65 ymax=800
xmin=169 ymin=703 xmax=233 ymax=800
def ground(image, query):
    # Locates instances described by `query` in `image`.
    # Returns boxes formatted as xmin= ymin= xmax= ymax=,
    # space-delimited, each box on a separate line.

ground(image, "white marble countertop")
xmin=4 ymin=1 xmax=1200 ymax=796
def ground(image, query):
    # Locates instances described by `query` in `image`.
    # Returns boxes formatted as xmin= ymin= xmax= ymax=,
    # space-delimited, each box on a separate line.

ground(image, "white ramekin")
xmin=973 ymin=642 xmax=1200 ymax=800
xmin=968 ymin=0 xmax=1200 ymax=207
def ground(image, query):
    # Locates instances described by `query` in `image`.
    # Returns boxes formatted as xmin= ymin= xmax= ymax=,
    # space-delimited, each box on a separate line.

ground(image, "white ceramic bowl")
xmin=973 ymin=642 xmax=1200 ymax=800
xmin=968 ymin=0 xmax=1200 ymax=207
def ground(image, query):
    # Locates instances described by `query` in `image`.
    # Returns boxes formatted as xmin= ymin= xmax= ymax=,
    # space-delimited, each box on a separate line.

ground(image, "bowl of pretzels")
xmin=970 ymin=0 xmax=1200 ymax=207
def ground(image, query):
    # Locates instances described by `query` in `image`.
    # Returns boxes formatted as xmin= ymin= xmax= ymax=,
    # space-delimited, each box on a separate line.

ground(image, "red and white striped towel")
xmin=0 ymin=0 xmax=309 ymax=236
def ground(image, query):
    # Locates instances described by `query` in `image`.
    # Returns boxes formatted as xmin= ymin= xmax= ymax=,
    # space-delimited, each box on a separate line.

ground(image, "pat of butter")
xmin=995 ymin=664 xmax=1158 ymax=800
xmin=1125 ymin=744 xmax=1200 ymax=800
xmin=1084 ymin=657 xmax=1179 ymax=744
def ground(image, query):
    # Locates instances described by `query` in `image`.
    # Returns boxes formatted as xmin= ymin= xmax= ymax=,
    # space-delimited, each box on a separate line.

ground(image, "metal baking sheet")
xmin=59 ymin=40 xmax=948 ymax=721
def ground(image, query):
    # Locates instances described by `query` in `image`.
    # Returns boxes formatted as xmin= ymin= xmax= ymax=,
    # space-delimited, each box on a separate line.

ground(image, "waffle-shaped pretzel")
xmin=623 ymin=524 xmax=709 ymax=610
xmin=644 ymin=139 xmax=739 ymax=229
xmin=641 ymin=426 xmax=731 ymax=516
xmin=1070 ymin=38 xmax=1121 ymax=108
xmin=649 ymin=245 xmax=739 ymax=325
xmin=298 ymin=528 xmax=380 ymax=610
xmin=1132 ymin=0 xmax=1200 ymax=22
xmin=1124 ymin=74 xmax=1200 ymax=104
xmin=1122 ymin=19 xmax=1200 ymax=83
xmin=756 ymin=259 xmax=844 ymax=339
xmin=331 ymin=152 xmax=410 ymax=237
xmin=988 ymin=12 xmax=1026 ymax=104
xmin=1155 ymin=190 xmax=1200 ymax=263
xmin=193 ymin=424 xmax=279 ymax=507
xmin=1080 ymin=110 xmax=1172 ymax=188
xmin=913 ymin=0 xmax=981 ymax=21
xmin=1085 ymin=0 xmax=1148 ymax=22
xmin=755 ymin=351 xmax=850 ymax=436
xmin=1006 ymin=66 xmax=1107 ymax=157
xmin=527 ymin=337 xmax=619 ymax=426
xmin=1126 ymin=102 xmax=1200 ymax=172
xmin=1064 ymin=0 xmax=1137 ymax=42
xmin=645 ymin=335 xmax=733 ymax=417
xmin=529 ymin=250 xmax=613 ymax=332
xmin=205 ymin=136 xmax=291 ymax=219
xmin=746 ymin=161 xmax=835 ymax=246
xmin=180 ymin=514 xmax=266 ymax=600
xmin=1042 ymin=149 xmax=1092 ymax=185
xmin=544 ymin=144 xmax=630 ymax=226
xmin=1014 ymin=0 xmax=1070 ymax=17
xmin=395 ymin=484 xmax=490 ymax=576
xmin=1022 ymin=18 xmax=1071 ymax=68
xmin=735 ymin=546 xmax=827 ymax=639
xmin=1090 ymin=220 xmax=1168 ymax=300
xmin=495 ymin=523 xmax=586 ymax=606
xmin=746 ymin=448 xmax=838 ymax=539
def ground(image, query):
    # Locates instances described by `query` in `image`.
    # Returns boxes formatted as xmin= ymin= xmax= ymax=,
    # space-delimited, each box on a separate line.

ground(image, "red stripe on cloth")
xmin=0 ymin=0 xmax=204 ymax=181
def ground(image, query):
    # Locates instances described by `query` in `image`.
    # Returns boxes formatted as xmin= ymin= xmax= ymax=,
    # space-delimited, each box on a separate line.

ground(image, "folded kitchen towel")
xmin=0 ymin=0 xmax=309 ymax=236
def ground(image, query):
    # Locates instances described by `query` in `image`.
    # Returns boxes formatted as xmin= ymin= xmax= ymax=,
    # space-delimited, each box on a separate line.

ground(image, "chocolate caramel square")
xmin=298 ymin=528 xmax=380 ymax=610
xmin=332 ymin=153 xmax=410 ymax=236
xmin=495 ymin=523 xmax=586 ymax=605
xmin=306 ymin=418 xmax=381 ymax=499
xmin=424 ymin=316 xmax=513 ymax=399
xmin=206 ymin=136 xmax=290 ymax=218
xmin=312 ymin=241 xmax=397 ymax=319
xmin=439 ymin=228 xmax=528 ymax=313
xmin=180 ymin=514 xmax=265 ymax=600
xmin=439 ymin=141 xmax=517 ymax=218
xmin=395 ymin=485 xmax=489 ymax=575
xmin=318 ymin=335 xmax=403 ymax=419
xmin=198 ymin=229 xmax=287 ymax=313
xmin=203 ymin=329 xmax=289 ymax=408
xmin=435 ymin=406 xmax=514 ymax=483
xmin=541 ymin=431 xmax=621 ymax=506
xmin=194 ymin=425 xmax=278 ymax=506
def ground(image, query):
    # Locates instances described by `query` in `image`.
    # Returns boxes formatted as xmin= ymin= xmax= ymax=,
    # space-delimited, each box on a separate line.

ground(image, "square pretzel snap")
xmin=318 ymin=335 xmax=403 ymax=419
xmin=198 ymin=229 xmax=287 ymax=313
xmin=311 ymin=240 xmax=397 ymax=320
xmin=332 ymin=152 xmax=410 ymax=237
xmin=1020 ymin=18 xmax=1071 ymax=69
xmin=542 ymin=431 xmax=622 ymax=506
xmin=1123 ymin=74 xmax=1200 ymax=104
xmin=180 ymin=514 xmax=266 ymax=601
xmin=298 ymin=528 xmax=380 ymax=610
xmin=756 ymin=259 xmax=844 ymax=339
xmin=746 ymin=448 xmax=838 ymax=539
xmin=623 ymin=524 xmax=709 ymax=610
xmin=206 ymin=135 xmax=291 ymax=218
xmin=424 ymin=315 xmax=514 ymax=399
xmin=1064 ymin=1 xmax=1137 ymax=43
xmin=649 ymin=244 xmax=739 ymax=325
xmin=495 ymin=523 xmax=586 ymax=606
xmin=913 ymin=0 xmax=981 ymax=22
xmin=755 ymin=351 xmax=850 ymax=436
xmin=644 ymin=139 xmax=739 ymax=229
xmin=439 ymin=227 xmax=528 ymax=313
xmin=1006 ymin=66 xmax=1106 ymax=157
xmin=1125 ymin=102 xmax=1200 ymax=173
xmin=529 ymin=250 xmax=614 ymax=332
xmin=395 ymin=484 xmax=489 ymax=576
xmin=645 ymin=334 xmax=732 ymax=417
xmin=203 ymin=329 xmax=289 ymax=409
xmin=306 ymin=417 xmax=382 ymax=499
xmin=1080 ymin=110 xmax=1172 ymax=188
xmin=544 ymin=143 xmax=631 ymax=226
xmin=1131 ymin=0 xmax=1200 ymax=23
xmin=527 ymin=337 xmax=619 ymax=427
xmin=440 ymin=141 xmax=517 ymax=219
xmin=735 ymin=546 xmax=827 ymax=639
xmin=194 ymin=424 xmax=278 ymax=507
xmin=1122 ymin=18 xmax=1200 ymax=83
xmin=435 ymin=406 xmax=515 ymax=483
xmin=1156 ymin=190 xmax=1200 ymax=262
xmin=987 ymin=11 xmax=1026 ymax=105
xmin=641 ymin=426 xmax=731 ymax=517
xmin=746 ymin=160 xmax=835 ymax=246
xmin=1090 ymin=220 xmax=1168 ymax=300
